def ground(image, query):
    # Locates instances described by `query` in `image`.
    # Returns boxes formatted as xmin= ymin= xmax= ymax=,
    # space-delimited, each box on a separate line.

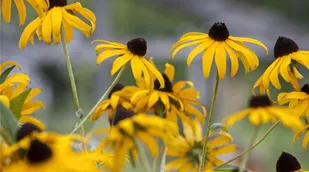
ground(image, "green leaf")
xmin=210 ymin=123 xmax=227 ymax=133
xmin=10 ymin=89 xmax=32 ymax=119
xmin=0 ymin=66 xmax=16 ymax=84
xmin=214 ymin=164 xmax=252 ymax=172
xmin=0 ymin=102 xmax=20 ymax=144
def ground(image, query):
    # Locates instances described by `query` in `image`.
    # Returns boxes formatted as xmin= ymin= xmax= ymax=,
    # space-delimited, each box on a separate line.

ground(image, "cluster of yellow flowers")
xmin=1 ymin=0 xmax=309 ymax=172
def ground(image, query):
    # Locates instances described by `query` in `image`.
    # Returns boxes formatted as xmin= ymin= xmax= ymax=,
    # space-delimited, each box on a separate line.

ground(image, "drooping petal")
xmin=14 ymin=0 xmax=27 ymax=25
xmin=19 ymin=17 xmax=42 ymax=49
xmin=202 ymin=42 xmax=218 ymax=78
xmin=51 ymin=7 xmax=63 ymax=44
xmin=215 ymin=43 xmax=227 ymax=79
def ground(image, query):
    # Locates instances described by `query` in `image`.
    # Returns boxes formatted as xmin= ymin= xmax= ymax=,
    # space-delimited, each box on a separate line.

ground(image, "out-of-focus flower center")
xmin=16 ymin=123 xmax=42 ymax=141
xmin=208 ymin=22 xmax=230 ymax=41
xmin=110 ymin=106 xmax=134 ymax=126
xmin=276 ymin=152 xmax=301 ymax=172
xmin=249 ymin=95 xmax=272 ymax=108
xmin=48 ymin=0 xmax=68 ymax=9
xmin=301 ymin=84 xmax=309 ymax=95
xmin=274 ymin=36 xmax=299 ymax=59
xmin=127 ymin=38 xmax=147 ymax=56
xmin=154 ymin=74 xmax=173 ymax=93
xmin=27 ymin=140 xmax=53 ymax=164
xmin=108 ymin=83 xmax=124 ymax=99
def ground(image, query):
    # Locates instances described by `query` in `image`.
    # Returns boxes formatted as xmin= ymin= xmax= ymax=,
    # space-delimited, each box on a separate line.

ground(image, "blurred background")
xmin=1 ymin=0 xmax=309 ymax=171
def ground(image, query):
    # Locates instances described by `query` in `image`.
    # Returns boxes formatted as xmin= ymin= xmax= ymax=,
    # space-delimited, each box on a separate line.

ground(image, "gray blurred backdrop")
xmin=1 ymin=0 xmax=308 ymax=171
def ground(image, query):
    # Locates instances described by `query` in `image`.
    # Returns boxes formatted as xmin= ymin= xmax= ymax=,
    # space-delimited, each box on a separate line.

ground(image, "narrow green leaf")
xmin=210 ymin=123 xmax=227 ymax=133
xmin=0 ymin=102 xmax=20 ymax=144
xmin=0 ymin=66 xmax=16 ymax=84
xmin=10 ymin=88 xmax=32 ymax=119
xmin=214 ymin=164 xmax=251 ymax=172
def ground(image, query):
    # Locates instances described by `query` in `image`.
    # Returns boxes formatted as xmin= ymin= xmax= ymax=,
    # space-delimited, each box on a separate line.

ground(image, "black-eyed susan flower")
xmin=19 ymin=0 xmax=96 ymax=48
xmin=278 ymin=84 xmax=309 ymax=117
xmin=165 ymin=121 xmax=237 ymax=171
xmin=90 ymin=83 xmax=133 ymax=122
xmin=130 ymin=61 xmax=206 ymax=124
xmin=293 ymin=124 xmax=309 ymax=149
xmin=223 ymin=95 xmax=303 ymax=129
xmin=0 ymin=61 xmax=44 ymax=115
xmin=276 ymin=152 xmax=309 ymax=172
xmin=3 ymin=123 xmax=112 ymax=172
xmin=170 ymin=22 xmax=268 ymax=79
xmin=92 ymin=38 xmax=165 ymax=88
xmin=253 ymin=37 xmax=309 ymax=95
xmin=97 ymin=113 xmax=178 ymax=172
xmin=1 ymin=0 xmax=27 ymax=25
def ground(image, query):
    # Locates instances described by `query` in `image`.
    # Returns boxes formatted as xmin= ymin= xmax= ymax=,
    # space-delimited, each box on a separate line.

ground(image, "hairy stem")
xmin=70 ymin=66 xmax=126 ymax=134
xmin=199 ymin=73 xmax=220 ymax=171
xmin=213 ymin=121 xmax=281 ymax=170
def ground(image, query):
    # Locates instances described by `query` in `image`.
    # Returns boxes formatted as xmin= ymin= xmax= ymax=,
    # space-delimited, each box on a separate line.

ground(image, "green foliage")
xmin=0 ymin=66 xmax=16 ymax=84
xmin=10 ymin=89 xmax=32 ymax=119
xmin=0 ymin=102 xmax=20 ymax=144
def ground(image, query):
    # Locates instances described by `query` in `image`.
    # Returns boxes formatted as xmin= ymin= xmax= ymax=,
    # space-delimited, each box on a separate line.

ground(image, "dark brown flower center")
xmin=108 ymin=83 xmax=124 ymax=99
xmin=127 ymin=38 xmax=147 ymax=56
xmin=154 ymin=74 xmax=173 ymax=93
xmin=249 ymin=95 xmax=272 ymax=108
xmin=208 ymin=22 xmax=230 ymax=41
xmin=48 ymin=0 xmax=67 ymax=9
xmin=110 ymin=106 xmax=134 ymax=126
xmin=276 ymin=152 xmax=301 ymax=172
xmin=274 ymin=36 xmax=299 ymax=59
xmin=16 ymin=123 xmax=42 ymax=141
xmin=301 ymin=84 xmax=309 ymax=94
xmin=27 ymin=140 xmax=52 ymax=164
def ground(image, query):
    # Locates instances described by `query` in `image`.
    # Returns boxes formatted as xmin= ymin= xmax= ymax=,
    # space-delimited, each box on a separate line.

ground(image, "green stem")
xmin=213 ymin=120 xmax=281 ymax=170
xmin=159 ymin=144 xmax=167 ymax=172
xmin=199 ymin=73 xmax=220 ymax=171
xmin=60 ymin=30 xmax=81 ymax=111
xmin=70 ymin=66 xmax=126 ymax=134
xmin=239 ymin=126 xmax=260 ymax=172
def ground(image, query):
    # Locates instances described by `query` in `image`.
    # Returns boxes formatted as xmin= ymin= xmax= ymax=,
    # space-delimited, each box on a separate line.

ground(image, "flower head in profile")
xmin=276 ymin=152 xmax=309 ymax=172
xmin=2 ymin=123 xmax=111 ymax=172
xmin=165 ymin=121 xmax=237 ymax=171
xmin=0 ymin=61 xmax=44 ymax=127
xmin=223 ymin=95 xmax=303 ymax=129
xmin=278 ymin=84 xmax=309 ymax=117
xmin=19 ymin=0 xmax=96 ymax=48
xmin=253 ymin=37 xmax=309 ymax=95
xmin=90 ymin=83 xmax=133 ymax=122
xmin=1 ymin=0 xmax=27 ymax=25
xmin=130 ymin=61 xmax=206 ymax=124
xmin=92 ymin=38 xmax=165 ymax=88
xmin=97 ymin=114 xmax=178 ymax=172
xmin=170 ymin=22 xmax=268 ymax=79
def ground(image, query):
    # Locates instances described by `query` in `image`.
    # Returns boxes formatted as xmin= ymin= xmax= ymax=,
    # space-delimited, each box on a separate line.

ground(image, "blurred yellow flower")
xmin=97 ymin=114 xmax=178 ymax=172
xmin=278 ymin=84 xmax=309 ymax=117
xmin=293 ymin=124 xmax=309 ymax=149
xmin=165 ymin=121 xmax=237 ymax=171
xmin=19 ymin=0 xmax=96 ymax=48
xmin=1 ymin=0 xmax=27 ymax=25
xmin=92 ymin=38 xmax=165 ymax=88
xmin=170 ymin=22 xmax=268 ymax=79
xmin=223 ymin=95 xmax=303 ymax=129
xmin=253 ymin=37 xmax=309 ymax=95
xmin=3 ymin=124 xmax=111 ymax=172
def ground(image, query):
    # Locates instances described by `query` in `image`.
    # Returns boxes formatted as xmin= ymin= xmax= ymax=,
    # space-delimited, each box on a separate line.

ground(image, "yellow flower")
xmin=19 ymin=0 xmax=96 ymax=48
xmin=90 ymin=83 xmax=133 ymax=122
xmin=276 ymin=152 xmax=309 ymax=172
xmin=97 ymin=114 xmax=178 ymax=172
xmin=3 ymin=124 xmax=111 ymax=172
xmin=253 ymin=37 xmax=309 ymax=95
xmin=223 ymin=95 xmax=303 ymax=129
xmin=278 ymin=84 xmax=309 ymax=117
xmin=92 ymin=38 xmax=165 ymax=88
xmin=1 ymin=0 xmax=27 ymax=25
xmin=293 ymin=124 xmax=309 ymax=149
xmin=130 ymin=62 xmax=206 ymax=124
xmin=170 ymin=22 xmax=268 ymax=79
xmin=165 ymin=121 xmax=237 ymax=172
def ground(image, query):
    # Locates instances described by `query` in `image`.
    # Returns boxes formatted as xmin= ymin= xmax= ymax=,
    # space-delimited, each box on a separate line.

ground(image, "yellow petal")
xmin=0 ymin=61 xmax=21 ymax=74
xmin=148 ymin=91 xmax=159 ymax=108
xmin=165 ymin=158 xmax=188 ymax=171
xmin=248 ymin=110 xmax=261 ymax=126
xmin=160 ymin=93 xmax=170 ymax=110
xmin=172 ymin=40 xmax=205 ymax=59
xmin=269 ymin=62 xmax=281 ymax=89
xmin=229 ymin=36 xmax=268 ymax=54
xmin=51 ymin=7 xmax=63 ymax=44
xmin=96 ymin=49 xmax=126 ymax=65
xmin=14 ymin=0 xmax=27 ymax=25
xmin=131 ymin=57 xmax=143 ymax=81
xmin=223 ymin=109 xmax=249 ymax=128
xmin=224 ymin=43 xmax=239 ymax=77
xmin=215 ymin=43 xmax=227 ymax=79
xmin=136 ymin=132 xmax=159 ymax=157
xmin=19 ymin=17 xmax=42 ymax=49
xmin=19 ymin=116 xmax=45 ymax=130
xmin=21 ymin=101 xmax=44 ymax=115
xmin=2 ymin=0 xmax=12 ymax=23
xmin=202 ymin=42 xmax=218 ymax=78
xmin=164 ymin=63 xmax=175 ymax=82
xmin=62 ymin=19 xmax=74 ymax=43
xmin=213 ymin=144 xmax=237 ymax=155
xmin=41 ymin=10 xmax=53 ymax=44
xmin=111 ymin=54 xmax=132 ymax=75
xmin=0 ymin=95 xmax=10 ymax=108
xmin=279 ymin=57 xmax=291 ymax=82
xmin=61 ymin=8 xmax=91 ymax=37
xmin=142 ymin=58 xmax=165 ymax=88
xmin=187 ymin=40 xmax=213 ymax=67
